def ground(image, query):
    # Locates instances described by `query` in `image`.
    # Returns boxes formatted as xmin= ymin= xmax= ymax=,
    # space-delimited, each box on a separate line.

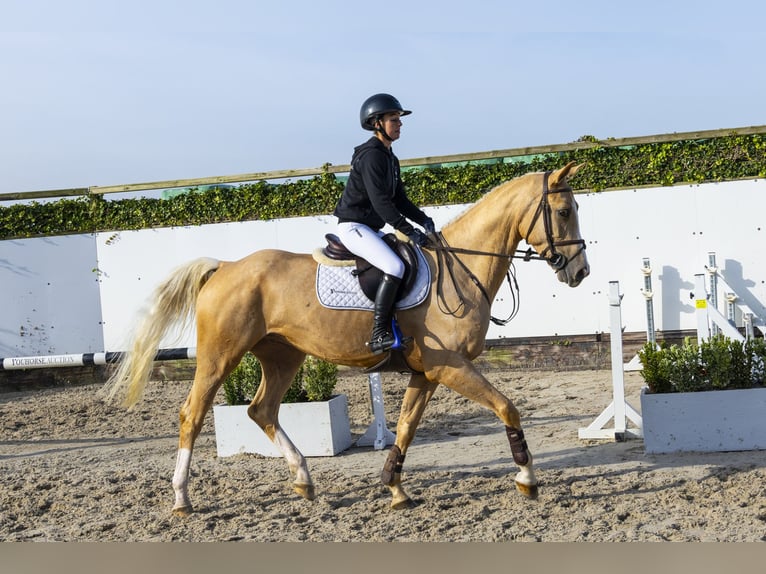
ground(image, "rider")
xmin=334 ymin=93 xmax=436 ymax=355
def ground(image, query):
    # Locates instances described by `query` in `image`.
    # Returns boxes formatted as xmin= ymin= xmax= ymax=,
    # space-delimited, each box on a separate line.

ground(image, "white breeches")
xmin=336 ymin=222 xmax=405 ymax=279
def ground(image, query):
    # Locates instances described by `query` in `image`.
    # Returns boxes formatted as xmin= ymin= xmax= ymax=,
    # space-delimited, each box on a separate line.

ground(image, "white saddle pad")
xmin=315 ymin=247 xmax=431 ymax=311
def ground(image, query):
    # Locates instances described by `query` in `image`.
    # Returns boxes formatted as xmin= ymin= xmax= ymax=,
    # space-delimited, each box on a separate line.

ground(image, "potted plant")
xmin=638 ymin=335 xmax=766 ymax=454
xmin=213 ymin=353 xmax=352 ymax=457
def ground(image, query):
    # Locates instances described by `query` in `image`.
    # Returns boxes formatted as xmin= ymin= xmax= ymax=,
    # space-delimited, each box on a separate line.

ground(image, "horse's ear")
xmin=549 ymin=161 xmax=584 ymax=187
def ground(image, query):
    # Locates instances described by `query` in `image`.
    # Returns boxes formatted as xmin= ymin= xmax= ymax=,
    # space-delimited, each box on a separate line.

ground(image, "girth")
xmin=322 ymin=233 xmax=420 ymax=301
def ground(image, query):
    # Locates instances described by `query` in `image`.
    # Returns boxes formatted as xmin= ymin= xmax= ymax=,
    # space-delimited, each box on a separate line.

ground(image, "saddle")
xmin=322 ymin=233 xmax=420 ymax=302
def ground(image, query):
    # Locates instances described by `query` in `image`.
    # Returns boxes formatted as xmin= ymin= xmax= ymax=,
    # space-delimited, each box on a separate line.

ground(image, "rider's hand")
xmin=407 ymin=229 xmax=430 ymax=247
xmin=423 ymin=217 xmax=436 ymax=235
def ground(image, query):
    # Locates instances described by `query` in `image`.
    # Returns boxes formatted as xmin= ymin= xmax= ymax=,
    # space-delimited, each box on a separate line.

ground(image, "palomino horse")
xmin=104 ymin=161 xmax=589 ymax=515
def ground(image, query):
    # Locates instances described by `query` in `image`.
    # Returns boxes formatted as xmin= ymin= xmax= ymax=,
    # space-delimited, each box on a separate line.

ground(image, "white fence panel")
xmin=1 ymin=178 xmax=765 ymax=356
xmin=0 ymin=235 xmax=103 ymax=356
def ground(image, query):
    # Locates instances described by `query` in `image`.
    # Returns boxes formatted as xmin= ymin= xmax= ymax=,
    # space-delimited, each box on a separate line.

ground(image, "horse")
xmin=103 ymin=161 xmax=589 ymax=516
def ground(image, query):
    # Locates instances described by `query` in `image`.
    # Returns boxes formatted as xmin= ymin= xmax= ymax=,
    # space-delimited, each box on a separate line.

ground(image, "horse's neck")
xmin=440 ymin=178 xmax=533 ymax=298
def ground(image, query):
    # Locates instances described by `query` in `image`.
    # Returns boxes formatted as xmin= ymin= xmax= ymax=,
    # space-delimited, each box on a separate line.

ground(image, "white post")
xmin=608 ymin=282 xmax=627 ymax=438
xmin=356 ymin=372 xmax=395 ymax=450
xmin=708 ymin=252 xmax=720 ymax=337
xmin=744 ymin=313 xmax=755 ymax=340
xmin=578 ymin=281 xmax=643 ymax=441
xmin=695 ymin=273 xmax=711 ymax=345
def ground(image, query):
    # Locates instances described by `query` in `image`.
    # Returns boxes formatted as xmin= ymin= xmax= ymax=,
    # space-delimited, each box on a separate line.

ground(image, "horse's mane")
xmin=442 ymin=170 xmax=537 ymax=230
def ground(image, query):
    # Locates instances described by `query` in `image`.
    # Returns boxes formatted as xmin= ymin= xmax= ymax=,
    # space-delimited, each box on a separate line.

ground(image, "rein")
xmin=430 ymin=232 xmax=520 ymax=326
xmin=426 ymin=171 xmax=585 ymax=326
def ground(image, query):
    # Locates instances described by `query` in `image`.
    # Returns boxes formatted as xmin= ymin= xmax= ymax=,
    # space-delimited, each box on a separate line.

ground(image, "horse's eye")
xmin=558 ymin=209 xmax=570 ymax=218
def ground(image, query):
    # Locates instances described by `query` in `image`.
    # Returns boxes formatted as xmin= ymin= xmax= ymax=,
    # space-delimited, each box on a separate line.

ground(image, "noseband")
xmin=523 ymin=171 xmax=586 ymax=272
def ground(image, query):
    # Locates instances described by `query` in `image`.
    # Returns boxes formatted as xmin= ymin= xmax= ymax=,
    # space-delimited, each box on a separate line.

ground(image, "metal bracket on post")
xmin=625 ymin=257 xmax=656 ymax=371
xmin=579 ymin=281 xmax=643 ymax=441
xmin=642 ymin=257 xmax=656 ymax=346
xmin=725 ymin=292 xmax=738 ymax=328
xmin=356 ymin=372 xmax=395 ymax=450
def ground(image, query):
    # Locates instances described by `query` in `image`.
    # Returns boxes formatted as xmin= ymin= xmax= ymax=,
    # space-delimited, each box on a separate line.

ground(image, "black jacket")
xmin=334 ymin=137 xmax=427 ymax=235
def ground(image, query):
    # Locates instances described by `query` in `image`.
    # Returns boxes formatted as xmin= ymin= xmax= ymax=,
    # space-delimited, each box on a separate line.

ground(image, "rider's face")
xmin=378 ymin=112 xmax=402 ymax=141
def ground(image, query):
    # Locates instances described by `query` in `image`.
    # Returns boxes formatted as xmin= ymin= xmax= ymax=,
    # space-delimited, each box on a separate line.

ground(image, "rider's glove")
xmin=407 ymin=229 xmax=430 ymax=247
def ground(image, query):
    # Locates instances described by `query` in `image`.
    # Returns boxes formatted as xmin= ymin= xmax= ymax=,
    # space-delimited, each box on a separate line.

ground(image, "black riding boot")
xmin=368 ymin=274 xmax=402 ymax=355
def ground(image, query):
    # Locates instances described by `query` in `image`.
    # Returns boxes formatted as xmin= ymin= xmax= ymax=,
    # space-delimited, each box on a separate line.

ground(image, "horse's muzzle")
xmin=558 ymin=261 xmax=590 ymax=287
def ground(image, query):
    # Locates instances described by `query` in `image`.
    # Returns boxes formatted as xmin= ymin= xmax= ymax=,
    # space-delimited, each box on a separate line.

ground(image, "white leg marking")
xmin=514 ymin=453 xmax=537 ymax=486
xmin=172 ymin=448 xmax=192 ymax=509
xmin=273 ymin=429 xmax=312 ymax=485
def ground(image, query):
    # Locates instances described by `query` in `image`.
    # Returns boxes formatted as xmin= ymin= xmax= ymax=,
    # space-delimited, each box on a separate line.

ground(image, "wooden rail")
xmin=2 ymin=124 xmax=764 ymax=202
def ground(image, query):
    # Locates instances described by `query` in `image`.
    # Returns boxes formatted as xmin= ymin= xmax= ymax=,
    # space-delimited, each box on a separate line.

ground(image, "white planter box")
xmin=641 ymin=386 xmax=766 ymax=454
xmin=213 ymin=394 xmax=353 ymax=457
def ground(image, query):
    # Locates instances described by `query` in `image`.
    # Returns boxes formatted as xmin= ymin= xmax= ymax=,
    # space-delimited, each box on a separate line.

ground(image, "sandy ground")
xmin=1 ymin=367 xmax=764 ymax=542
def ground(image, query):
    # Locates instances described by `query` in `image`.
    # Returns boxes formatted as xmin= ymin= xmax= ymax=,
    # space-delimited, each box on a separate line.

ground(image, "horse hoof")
xmin=293 ymin=482 xmax=316 ymax=501
xmin=172 ymin=504 xmax=193 ymax=517
xmin=390 ymin=497 xmax=417 ymax=510
xmin=515 ymin=481 xmax=539 ymax=500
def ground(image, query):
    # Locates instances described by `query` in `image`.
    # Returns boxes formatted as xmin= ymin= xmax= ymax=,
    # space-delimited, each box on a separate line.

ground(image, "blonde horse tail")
xmin=102 ymin=257 xmax=220 ymax=409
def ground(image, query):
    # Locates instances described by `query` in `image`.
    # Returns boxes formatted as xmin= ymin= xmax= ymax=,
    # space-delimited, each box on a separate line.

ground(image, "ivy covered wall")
xmin=1 ymin=132 xmax=764 ymax=240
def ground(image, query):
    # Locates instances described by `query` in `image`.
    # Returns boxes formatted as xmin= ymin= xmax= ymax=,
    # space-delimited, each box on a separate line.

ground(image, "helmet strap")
xmin=374 ymin=118 xmax=394 ymax=142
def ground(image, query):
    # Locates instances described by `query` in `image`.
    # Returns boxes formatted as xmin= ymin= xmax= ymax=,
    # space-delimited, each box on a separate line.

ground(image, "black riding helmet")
xmin=359 ymin=94 xmax=412 ymax=139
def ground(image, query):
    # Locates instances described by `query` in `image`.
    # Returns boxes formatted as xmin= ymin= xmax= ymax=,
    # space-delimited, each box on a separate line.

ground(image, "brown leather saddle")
xmin=322 ymin=233 xmax=420 ymax=301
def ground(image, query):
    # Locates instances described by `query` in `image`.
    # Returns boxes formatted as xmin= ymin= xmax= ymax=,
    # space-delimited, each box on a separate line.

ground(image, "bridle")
xmin=428 ymin=171 xmax=586 ymax=326
xmin=523 ymin=171 xmax=586 ymax=272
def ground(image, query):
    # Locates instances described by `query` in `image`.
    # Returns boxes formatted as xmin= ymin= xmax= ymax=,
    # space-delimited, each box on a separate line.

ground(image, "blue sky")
xmin=2 ymin=0 xmax=764 ymax=194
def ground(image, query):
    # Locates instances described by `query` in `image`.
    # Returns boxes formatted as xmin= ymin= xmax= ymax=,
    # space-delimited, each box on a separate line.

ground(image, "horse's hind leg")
xmin=382 ymin=373 xmax=439 ymax=509
xmin=172 ymin=357 xmax=234 ymax=516
xmin=247 ymin=342 xmax=314 ymax=500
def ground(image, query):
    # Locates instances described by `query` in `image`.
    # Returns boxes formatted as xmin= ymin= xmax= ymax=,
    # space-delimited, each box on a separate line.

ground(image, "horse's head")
xmin=522 ymin=162 xmax=590 ymax=287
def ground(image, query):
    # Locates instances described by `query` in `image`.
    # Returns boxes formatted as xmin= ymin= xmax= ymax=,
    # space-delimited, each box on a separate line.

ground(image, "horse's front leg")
xmin=505 ymin=426 xmax=537 ymax=499
xmin=382 ymin=373 xmax=438 ymax=509
xmin=428 ymin=358 xmax=538 ymax=500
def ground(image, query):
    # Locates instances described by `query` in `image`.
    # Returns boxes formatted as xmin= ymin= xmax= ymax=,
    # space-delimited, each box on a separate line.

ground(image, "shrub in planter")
xmin=296 ymin=356 xmax=338 ymax=402
xmin=222 ymin=352 xmax=263 ymax=405
xmin=637 ymin=334 xmax=766 ymax=393
xmin=222 ymin=353 xmax=338 ymax=405
xmin=215 ymin=353 xmax=350 ymax=457
xmin=638 ymin=335 xmax=766 ymax=454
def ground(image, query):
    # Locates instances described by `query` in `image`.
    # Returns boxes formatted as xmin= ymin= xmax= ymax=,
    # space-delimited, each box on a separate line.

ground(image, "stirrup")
xmin=367 ymin=333 xmax=396 ymax=355
xmin=366 ymin=319 xmax=411 ymax=355
xmin=390 ymin=318 xmax=412 ymax=349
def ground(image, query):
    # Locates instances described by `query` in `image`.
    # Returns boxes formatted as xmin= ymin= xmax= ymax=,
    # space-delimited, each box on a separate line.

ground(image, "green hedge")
xmin=638 ymin=335 xmax=766 ymax=393
xmin=2 ymin=133 xmax=765 ymax=240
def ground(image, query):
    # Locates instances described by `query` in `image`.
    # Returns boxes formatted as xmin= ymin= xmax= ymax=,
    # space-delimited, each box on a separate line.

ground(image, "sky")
xmin=1 ymin=0 xmax=764 ymax=195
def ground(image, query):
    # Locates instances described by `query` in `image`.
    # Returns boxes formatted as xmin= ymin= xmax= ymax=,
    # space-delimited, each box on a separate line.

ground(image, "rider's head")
xmin=359 ymin=93 xmax=411 ymax=143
